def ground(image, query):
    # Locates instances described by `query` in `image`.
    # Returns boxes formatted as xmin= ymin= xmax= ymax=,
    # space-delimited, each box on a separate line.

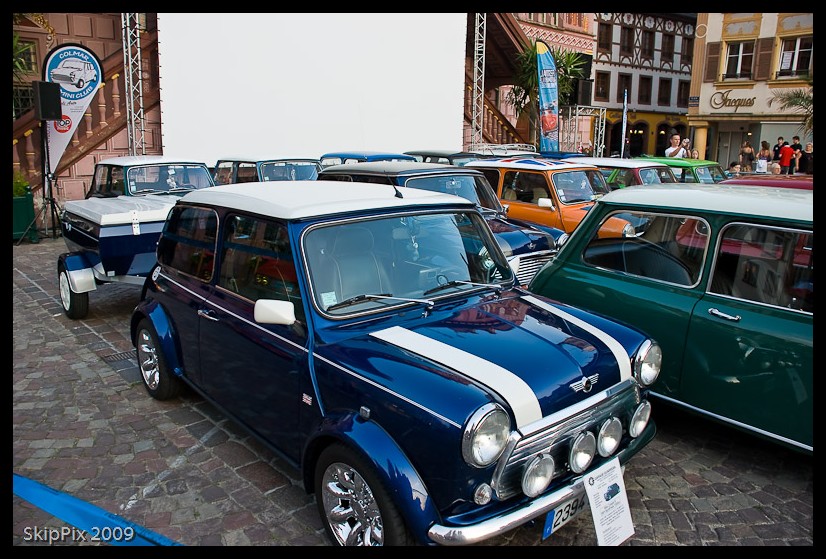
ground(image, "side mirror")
xmin=254 ymin=299 xmax=296 ymax=325
xmin=537 ymin=197 xmax=554 ymax=210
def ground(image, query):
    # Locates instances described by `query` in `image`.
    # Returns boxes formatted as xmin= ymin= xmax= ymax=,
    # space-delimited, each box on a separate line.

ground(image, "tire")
xmin=76 ymin=79 xmax=85 ymax=89
xmin=135 ymin=318 xmax=183 ymax=400
xmin=58 ymin=261 xmax=89 ymax=319
xmin=315 ymin=443 xmax=414 ymax=546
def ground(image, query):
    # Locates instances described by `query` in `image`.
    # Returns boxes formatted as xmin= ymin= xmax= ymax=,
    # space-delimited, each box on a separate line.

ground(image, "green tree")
xmin=506 ymin=40 xmax=587 ymax=147
xmin=768 ymin=80 xmax=813 ymax=136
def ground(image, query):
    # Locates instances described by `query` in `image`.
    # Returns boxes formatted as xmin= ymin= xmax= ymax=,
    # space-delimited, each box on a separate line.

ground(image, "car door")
xmin=681 ymin=222 xmax=813 ymax=450
xmin=197 ymin=212 xmax=307 ymax=459
xmin=497 ymin=170 xmax=567 ymax=231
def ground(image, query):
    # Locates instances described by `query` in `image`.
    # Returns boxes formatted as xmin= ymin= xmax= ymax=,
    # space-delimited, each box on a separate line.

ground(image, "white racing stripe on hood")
xmin=370 ymin=326 xmax=542 ymax=428
xmin=521 ymin=295 xmax=632 ymax=382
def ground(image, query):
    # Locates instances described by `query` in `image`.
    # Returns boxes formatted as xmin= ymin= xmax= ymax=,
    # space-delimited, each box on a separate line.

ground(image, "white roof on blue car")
xmin=180 ymin=180 xmax=473 ymax=219
xmin=599 ymin=183 xmax=812 ymax=223
xmin=467 ymin=158 xmax=598 ymax=170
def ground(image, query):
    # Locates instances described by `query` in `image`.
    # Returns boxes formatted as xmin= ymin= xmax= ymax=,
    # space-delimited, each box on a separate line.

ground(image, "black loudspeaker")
xmin=32 ymin=81 xmax=62 ymax=120
xmin=576 ymin=79 xmax=593 ymax=106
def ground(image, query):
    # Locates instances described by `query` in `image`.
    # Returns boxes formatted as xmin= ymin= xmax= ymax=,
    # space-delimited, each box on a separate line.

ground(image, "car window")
xmin=552 ymin=170 xmax=609 ymax=204
xmin=709 ymin=223 xmax=813 ymax=313
xmin=405 ymin=175 xmax=487 ymax=207
xmin=214 ymin=161 xmax=234 ymax=185
xmin=502 ymin=171 xmax=550 ymax=204
xmin=582 ymin=211 xmax=705 ymax=286
xmin=219 ymin=214 xmax=304 ymax=321
xmin=639 ymin=168 xmax=666 ymax=185
xmin=235 ymin=163 xmax=258 ymax=183
xmin=157 ymin=206 xmax=218 ymax=282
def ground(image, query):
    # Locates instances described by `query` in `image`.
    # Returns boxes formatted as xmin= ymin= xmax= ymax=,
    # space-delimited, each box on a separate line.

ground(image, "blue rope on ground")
xmin=13 ymin=473 xmax=182 ymax=546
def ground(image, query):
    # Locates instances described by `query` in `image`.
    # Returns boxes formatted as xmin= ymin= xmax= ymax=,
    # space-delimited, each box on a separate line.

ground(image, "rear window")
xmin=157 ymin=206 xmax=218 ymax=282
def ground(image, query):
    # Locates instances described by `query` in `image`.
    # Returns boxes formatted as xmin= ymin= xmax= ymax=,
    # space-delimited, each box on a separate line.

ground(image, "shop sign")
xmin=709 ymin=90 xmax=756 ymax=112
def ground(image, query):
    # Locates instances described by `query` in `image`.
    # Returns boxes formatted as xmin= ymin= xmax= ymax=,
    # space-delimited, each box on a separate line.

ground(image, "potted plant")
xmin=13 ymin=171 xmax=39 ymax=243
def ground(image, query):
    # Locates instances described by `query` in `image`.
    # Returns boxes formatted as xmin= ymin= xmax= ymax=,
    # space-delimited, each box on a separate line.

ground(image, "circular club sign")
xmin=53 ymin=115 xmax=72 ymax=133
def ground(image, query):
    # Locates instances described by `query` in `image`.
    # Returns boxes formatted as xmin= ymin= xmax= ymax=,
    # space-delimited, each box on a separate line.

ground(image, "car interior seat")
xmin=329 ymin=226 xmax=393 ymax=302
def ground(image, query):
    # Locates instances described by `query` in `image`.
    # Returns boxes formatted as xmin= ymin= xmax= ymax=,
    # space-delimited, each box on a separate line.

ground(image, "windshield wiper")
xmin=326 ymin=293 xmax=435 ymax=312
xmin=133 ymin=188 xmax=163 ymax=194
xmin=423 ymin=279 xmax=503 ymax=296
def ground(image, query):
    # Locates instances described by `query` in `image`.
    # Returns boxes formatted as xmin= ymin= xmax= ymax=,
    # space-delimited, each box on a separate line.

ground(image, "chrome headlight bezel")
xmin=521 ymin=453 xmax=555 ymax=498
xmin=597 ymin=417 xmax=623 ymax=457
xmin=462 ymin=403 xmax=511 ymax=468
xmin=633 ymin=339 xmax=662 ymax=386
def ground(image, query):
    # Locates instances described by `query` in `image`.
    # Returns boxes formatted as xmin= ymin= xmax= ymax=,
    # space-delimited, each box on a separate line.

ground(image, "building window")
xmin=657 ymin=77 xmax=672 ymax=106
xmin=677 ymin=80 xmax=690 ymax=107
xmin=638 ymin=76 xmax=652 ymax=105
xmin=725 ymin=41 xmax=754 ymax=79
xmin=662 ymin=34 xmax=675 ymax=61
xmin=564 ymin=13 xmax=584 ymax=30
xmin=617 ymin=73 xmax=632 ymax=103
xmin=15 ymin=39 xmax=38 ymax=75
xmin=620 ymin=27 xmax=633 ymax=56
xmin=13 ymin=85 xmax=35 ymax=120
xmin=641 ymin=31 xmax=654 ymax=59
xmin=777 ymin=36 xmax=812 ymax=78
xmin=595 ymin=71 xmax=610 ymax=101
xmin=598 ymin=23 xmax=612 ymax=52
xmin=681 ymin=37 xmax=693 ymax=65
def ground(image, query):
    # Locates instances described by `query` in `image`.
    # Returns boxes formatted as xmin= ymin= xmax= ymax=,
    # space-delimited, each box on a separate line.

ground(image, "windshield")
xmin=552 ymin=170 xmax=611 ymax=203
xmin=303 ymin=211 xmax=514 ymax=316
xmin=126 ymin=164 xmax=213 ymax=194
xmin=261 ymin=161 xmax=319 ymax=181
xmin=404 ymin=174 xmax=502 ymax=211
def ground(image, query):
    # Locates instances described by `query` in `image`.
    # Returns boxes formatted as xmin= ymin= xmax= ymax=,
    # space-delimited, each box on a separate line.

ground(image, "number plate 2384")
xmin=542 ymin=493 xmax=588 ymax=539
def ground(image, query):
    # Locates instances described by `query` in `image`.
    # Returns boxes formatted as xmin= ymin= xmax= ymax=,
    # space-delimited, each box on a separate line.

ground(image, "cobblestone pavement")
xmin=13 ymin=237 xmax=813 ymax=546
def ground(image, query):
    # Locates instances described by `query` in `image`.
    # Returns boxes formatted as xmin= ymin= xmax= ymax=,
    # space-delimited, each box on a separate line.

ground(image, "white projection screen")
xmin=156 ymin=13 xmax=467 ymax=165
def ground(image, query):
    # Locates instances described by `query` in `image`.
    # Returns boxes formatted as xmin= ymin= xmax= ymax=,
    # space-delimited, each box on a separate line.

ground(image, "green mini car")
xmin=637 ymin=156 xmax=727 ymax=184
xmin=529 ymin=183 xmax=813 ymax=454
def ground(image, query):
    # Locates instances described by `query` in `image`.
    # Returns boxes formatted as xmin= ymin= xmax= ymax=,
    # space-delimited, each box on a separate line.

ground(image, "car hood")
xmin=316 ymin=293 xmax=642 ymax=430
xmin=486 ymin=216 xmax=555 ymax=256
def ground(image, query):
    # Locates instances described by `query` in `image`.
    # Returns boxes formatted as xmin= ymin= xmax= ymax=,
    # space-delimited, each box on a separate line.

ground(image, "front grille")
xmin=514 ymin=250 xmax=555 ymax=285
xmin=491 ymin=380 xmax=641 ymax=500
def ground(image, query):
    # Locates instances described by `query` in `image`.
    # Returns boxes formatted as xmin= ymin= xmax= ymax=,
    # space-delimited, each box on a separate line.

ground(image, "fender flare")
xmin=131 ymin=300 xmax=185 ymax=378
xmin=306 ymin=414 xmax=441 ymax=544
xmin=58 ymin=252 xmax=97 ymax=294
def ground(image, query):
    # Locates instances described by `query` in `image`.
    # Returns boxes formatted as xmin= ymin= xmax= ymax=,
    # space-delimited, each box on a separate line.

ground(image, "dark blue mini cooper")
xmin=130 ymin=181 xmax=661 ymax=546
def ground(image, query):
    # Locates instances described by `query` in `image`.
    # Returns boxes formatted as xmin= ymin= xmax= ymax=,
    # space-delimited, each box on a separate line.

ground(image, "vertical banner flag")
xmin=42 ymin=43 xmax=103 ymax=174
xmin=620 ymin=88 xmax=628 ymax=158
xmin=536 ymin=41 xmax=559 ymax=153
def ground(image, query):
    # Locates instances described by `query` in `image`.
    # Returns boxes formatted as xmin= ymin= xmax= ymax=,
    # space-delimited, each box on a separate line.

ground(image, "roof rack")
xmin=468 ymin=143 xmax=537 ymax=155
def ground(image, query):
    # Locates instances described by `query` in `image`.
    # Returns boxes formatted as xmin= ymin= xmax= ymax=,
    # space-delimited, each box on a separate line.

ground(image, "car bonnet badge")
xmin=570 ymin=373 xmax=599 ymax=393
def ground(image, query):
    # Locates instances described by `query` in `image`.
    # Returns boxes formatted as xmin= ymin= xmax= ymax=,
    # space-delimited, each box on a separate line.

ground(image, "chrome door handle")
xmin=197 ymin=309 xmax=219 ymax=321
xmin=708 ymin=308 xmax=741 ymax=322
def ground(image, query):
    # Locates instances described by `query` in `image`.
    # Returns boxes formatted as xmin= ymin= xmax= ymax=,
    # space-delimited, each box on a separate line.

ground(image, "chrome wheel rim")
xmin=136 ymin=328 xmax=160 ymax=390
xmin=321 ymin=461 xmax=384 ymax=546
xmin=59 ymin=271 xmax=72 ymax=311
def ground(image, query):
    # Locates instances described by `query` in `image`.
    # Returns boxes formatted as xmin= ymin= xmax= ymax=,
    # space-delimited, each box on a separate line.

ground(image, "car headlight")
xmin=462 ymin=404 xmax=511 ymax=467
xmin=622 ymin=223 xmax=636 ymax=237
xmin=629 ymin=400 xmax=652 ymax=438
xmin=522 ymin=453 xmax=555 ymax=497
xmin=633 ymin=339 xmax=662 ymax=386
xmin=597 ymin=417 xmax=623 ymax=457
xmin=569 ymin=431 xmax=596 ymax=474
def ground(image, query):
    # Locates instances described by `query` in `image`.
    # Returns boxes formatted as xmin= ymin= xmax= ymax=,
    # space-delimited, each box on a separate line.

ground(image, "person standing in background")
xmin=665 ymin=133 xmax=688 ymax=157
xmin=755 ymin=140 xmax=772 ymax=173
xmin=779 ymin=141 xmax=795 ymax=174
xmin=790 ymin=136 xmax=803 ymax=174
xmin=797 ymin=143 xmax=813 ymax=175
xmin=690 ymin=149 xmax=700 ymax=159
xmin=773 ymin=137 xmax=785 ymax=162
xmin=738 ymin=141 xmax=755 ymax=172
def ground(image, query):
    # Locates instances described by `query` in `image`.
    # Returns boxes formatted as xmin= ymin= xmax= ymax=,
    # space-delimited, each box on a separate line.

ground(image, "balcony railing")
xmin=721 ymin=71 xmax=752 ymax=81
xmin=775 ymin=69 xmax=810 ymax=80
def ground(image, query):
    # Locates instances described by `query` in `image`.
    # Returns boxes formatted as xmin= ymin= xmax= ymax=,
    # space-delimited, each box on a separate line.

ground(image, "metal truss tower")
xmin=471 ymin=13 xmax=486 ymax=147
xmin=121 ymin=13 xmax=146 ymax=156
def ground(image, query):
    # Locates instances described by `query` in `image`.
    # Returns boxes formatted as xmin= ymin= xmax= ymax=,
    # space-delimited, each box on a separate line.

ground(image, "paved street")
xmin=13 ymin=236 xmax=813 ymax=546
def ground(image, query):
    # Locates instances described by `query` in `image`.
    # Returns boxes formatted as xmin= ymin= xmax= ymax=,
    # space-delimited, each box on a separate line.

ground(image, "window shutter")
xmin=754 ymin=37 xmax=774 ymax=81
xmin=704 ymin=42 xmax=721 ymax=82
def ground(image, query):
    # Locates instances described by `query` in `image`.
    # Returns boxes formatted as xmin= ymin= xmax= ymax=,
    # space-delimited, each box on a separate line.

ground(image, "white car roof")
xmin=214 ymin=156 xmax=319 ymax=163
xmin=599 ymin=183 xmax=812 ymax=223
xmin=97 ymin=155 xmax=210 ymax=167
xmin=562 ymin=156 xmax=671 ymax=169
xmin=180 ymin=180 xmax=474 ymax=220
xmin=467 ymin=158 xmax=599 ymax=171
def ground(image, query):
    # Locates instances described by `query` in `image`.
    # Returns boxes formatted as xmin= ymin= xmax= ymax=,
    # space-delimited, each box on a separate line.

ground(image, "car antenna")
xmin=392 ymin=184 xmax=403 ymax=198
